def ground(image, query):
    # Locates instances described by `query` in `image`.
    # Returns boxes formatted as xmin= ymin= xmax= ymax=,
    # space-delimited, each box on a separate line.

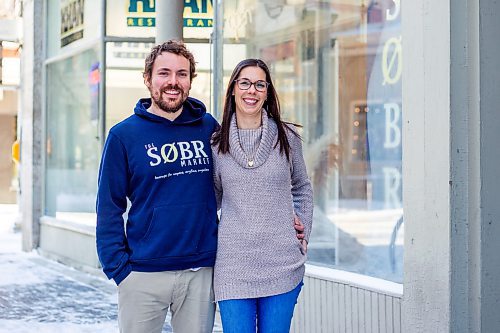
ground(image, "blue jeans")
xmin=218 ymin=281 xmax=303 ymax=333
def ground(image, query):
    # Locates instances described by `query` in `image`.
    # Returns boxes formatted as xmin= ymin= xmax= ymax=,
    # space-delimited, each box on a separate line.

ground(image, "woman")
xmin=211 ymin=59 xmax=314 ymax=332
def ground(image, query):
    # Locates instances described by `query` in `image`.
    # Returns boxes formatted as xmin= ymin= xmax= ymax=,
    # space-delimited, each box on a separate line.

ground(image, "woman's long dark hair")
xmin=212 ymin=58 xmax=300 ymax=161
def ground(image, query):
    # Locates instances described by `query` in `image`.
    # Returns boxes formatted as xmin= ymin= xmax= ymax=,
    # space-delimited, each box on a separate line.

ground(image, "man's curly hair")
xmin=143 ymin=40 xmax=197 ymax=82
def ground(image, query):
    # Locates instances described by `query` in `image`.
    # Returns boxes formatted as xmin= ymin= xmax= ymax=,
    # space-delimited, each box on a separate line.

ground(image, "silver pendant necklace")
xmin=238 ymin=128 xmax=262 ymax=168
xmin=245 ymin=137 xmax=260 ymax=167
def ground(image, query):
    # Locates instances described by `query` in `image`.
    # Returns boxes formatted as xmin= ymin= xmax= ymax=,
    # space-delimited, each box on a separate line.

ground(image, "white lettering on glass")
xmin=386 ymin=0 xmax=401 ymax=21
xmin=384 ymin=103 xmax=401 ymax=149
xmin=383 ymin=167 xmax=401 ymax=208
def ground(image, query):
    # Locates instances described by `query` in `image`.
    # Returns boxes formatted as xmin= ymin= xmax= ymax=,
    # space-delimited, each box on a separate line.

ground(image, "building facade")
xmin=19 ymin=0 xmax=500 ymax=332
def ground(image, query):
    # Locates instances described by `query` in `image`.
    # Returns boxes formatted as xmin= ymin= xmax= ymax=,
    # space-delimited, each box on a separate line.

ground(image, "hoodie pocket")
xmin=136 ymin=202 xmax=208 ymax=259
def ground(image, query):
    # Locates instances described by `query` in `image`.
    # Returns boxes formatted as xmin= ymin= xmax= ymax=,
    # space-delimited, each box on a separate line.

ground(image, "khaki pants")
xmin=118 ymin=268 xmax=215 ymax=333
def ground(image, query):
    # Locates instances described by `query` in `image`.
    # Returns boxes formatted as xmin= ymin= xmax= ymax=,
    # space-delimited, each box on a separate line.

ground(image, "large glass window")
xmin=45 ymin=48 xmax=101 ymax=225
xmin=105 ymin=42 xmax=152 ymax=133
xmin=105 ymin=41 xmax=213 ymax=131
xmin=218 ymin=0 xmax=403 ymax=282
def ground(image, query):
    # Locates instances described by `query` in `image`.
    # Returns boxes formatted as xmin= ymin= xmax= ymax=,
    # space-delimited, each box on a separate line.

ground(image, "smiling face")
xmin=145 ymin=52 xmax=191 ymax=114
xmin=233 ymin=66 xmax=268 ymax=119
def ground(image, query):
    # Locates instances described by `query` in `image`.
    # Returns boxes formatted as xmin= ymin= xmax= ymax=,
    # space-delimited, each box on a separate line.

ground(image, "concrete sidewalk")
xmin=0 ymin=205 xmax=222 ymax=332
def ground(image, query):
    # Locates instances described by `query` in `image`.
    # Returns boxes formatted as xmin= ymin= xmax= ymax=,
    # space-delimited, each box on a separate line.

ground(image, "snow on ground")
xmin=0 ymin=205 xmax=224 ymax=332
xmin=0 ymin=204 xmax=21 ymax=254
xmin=0 ymin=204 xmax=121 ymax=333
xmin=0 ymin=320 xmax=118 ymax=333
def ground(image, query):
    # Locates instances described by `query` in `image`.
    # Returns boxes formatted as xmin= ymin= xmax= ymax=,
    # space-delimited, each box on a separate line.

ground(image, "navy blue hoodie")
xmin=96 ymin=97 xmax=218 ymax=285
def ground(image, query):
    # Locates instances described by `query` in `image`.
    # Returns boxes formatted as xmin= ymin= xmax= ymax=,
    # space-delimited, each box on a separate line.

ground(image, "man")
xmin=96 ymin=40 xmax=306 ymax=333
xmin=96 ymin=40 xmax=218 ymax=333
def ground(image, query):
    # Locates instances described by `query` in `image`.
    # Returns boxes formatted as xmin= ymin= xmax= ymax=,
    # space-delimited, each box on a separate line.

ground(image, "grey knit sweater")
xmin=211 ymin=111 xmax=313 ymax=302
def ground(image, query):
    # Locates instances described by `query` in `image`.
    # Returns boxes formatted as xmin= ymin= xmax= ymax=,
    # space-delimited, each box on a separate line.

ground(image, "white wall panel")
xmin=291 ymin=266 xmax=402 ymax=333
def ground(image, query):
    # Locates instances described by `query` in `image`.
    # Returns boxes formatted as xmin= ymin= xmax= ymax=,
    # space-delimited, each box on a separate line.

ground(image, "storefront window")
xmin=45 ymin=48 xmax=101 ymax=225
xmin=105 ymin=42 xmax=152 ymax=133
xmin=218 ymin=0 xmax=403 ymax=282
xmin=104 ymin=2 xmax=214 ymax=132
xmin=105 ymin=41 xmax=213 ymax=132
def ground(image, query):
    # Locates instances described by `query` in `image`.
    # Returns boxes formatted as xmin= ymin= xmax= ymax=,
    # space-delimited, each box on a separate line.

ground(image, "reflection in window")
xmin=220 ymin=0 xmax=403 ymax=282
xmin=45 ymin=48 xmax=100 ymax=225
xmin=105 ymin=42 xmax=213 ymax=132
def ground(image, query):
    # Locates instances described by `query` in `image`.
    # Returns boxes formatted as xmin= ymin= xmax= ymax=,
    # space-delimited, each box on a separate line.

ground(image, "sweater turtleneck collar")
xmin=229 ymin=110 xmax=278 ymax=169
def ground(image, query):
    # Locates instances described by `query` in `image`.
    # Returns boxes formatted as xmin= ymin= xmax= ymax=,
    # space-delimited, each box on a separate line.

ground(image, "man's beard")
xmin=150 ymin=85 xmax=189 ymax=113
